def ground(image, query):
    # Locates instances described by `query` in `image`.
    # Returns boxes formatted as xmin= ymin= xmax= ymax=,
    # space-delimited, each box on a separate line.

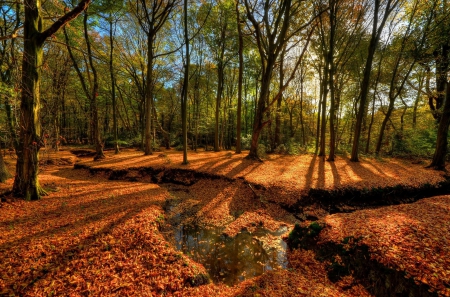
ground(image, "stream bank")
xmin=72 ymin=161 xmax=450 ymax=296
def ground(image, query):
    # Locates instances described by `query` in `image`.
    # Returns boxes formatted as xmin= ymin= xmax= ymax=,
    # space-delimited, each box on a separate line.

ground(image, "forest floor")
xmin=0 ymin=147 xmax=449 ymax=296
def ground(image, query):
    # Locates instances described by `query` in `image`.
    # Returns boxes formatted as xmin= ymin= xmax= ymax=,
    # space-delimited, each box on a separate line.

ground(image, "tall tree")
xmin=375 ymin=1 xmax=425 ymax=155
xmin=235 ymin=0 xmax=244 ymax=154
xmin=243 ymin=0 xmax=316 ymax=159
xmin=350 ymin=0 xmax=402 ymax=162
xmin=9 ymin=0 xmax=91 ymax=200
xmin=132 ymin=0 xmax=178 ymax=155
xmin=181 ymin=0 xmax=189 ymax=164
xmin=427 ymin=0 xmax=450 ymax=169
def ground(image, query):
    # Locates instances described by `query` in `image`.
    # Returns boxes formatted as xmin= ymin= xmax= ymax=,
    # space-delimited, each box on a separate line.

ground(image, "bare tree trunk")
xmin=144 ymin=32 xmax=155 ymax=155
xmin=274 ymin=48 xmax=286 ymax=149
xmin=84 ymin=11 xmax=104 ymax=160
xmin=327 ymin=1 xmax=337 ymax=161
xmin=351 ymin=0 xmax=397 ymax=162
xmin=181 ymin=0 xmax=189 ymax=164
xmin=428 ymin=81 xmax=450 ymax=170
xmin=235 ymin=0 xmax=243 ymax=154
xmin=109 ymin=17 xmax=119 ymax=154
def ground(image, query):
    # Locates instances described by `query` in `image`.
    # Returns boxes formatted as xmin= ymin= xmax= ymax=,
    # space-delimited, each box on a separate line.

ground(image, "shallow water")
xmin=172 ymin=223 xmax=287 ymax=285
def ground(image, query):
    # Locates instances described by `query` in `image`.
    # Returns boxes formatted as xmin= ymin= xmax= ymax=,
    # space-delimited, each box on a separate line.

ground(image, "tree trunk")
xmin=181 ymin=0 xmax=189 ymax=164
xmin=428 ymin=81 xmax=450 ymax=170
xmin=235 ymin=0 xmax=243 ymax=154
xmin=247 ymin=66 xmax=274 ymax=159
xmin=274 ymin=48 xmax=286 ymax=149
xmin=144 ymin=32 xmax=155 ymax=155
xmin=214 ymin=63 xmax=224 ymax=152
xmin=13 ymin=1 xmax=45 ymax=200
xmin=350 ymin=0 xmax=395 ymax=162
xmin=327 ymin=2 xmax=337 ymax=161
xmin=84 ymin=11 xmax=104 ymax=160
xmin=412 ymin=74 xmax=424 ymax=128
xmin=110 ymin=18 xmax=119 ymax=154
xmin=319 ymin=62 xmax=328 ymax=156
xmin=0 ymin=152 xmax=11 ymax=183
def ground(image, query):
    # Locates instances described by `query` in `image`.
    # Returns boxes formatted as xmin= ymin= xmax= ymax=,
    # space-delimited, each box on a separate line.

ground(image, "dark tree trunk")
xmin=235 ymin=0 xmax=243 ymax=154
xmin=215 ymin=63 xmax=224 ymax=152
xmin=144 ymin=32 xmax=155 ymax=155
xmin=181 ymin=0 xmax=189 ymax=164
xmin=13 ymin=0 xmax=91 ymax=200
xmin=0 ymin=152 xmax=11 ymax=183
xmin=327 ymin=1 xmax=337 ymax=161
xmin=83 ymin=11 xmax=104 ymax=161
xmin=428 ymin=82 xmax=450 ymax=170
xmin=351 ymin=0 xmax=396 ymax=162
xmin=274 ymin=48 xmax=286 ymax=149
xmin=109 ymin=17 xmax=119 ymax=154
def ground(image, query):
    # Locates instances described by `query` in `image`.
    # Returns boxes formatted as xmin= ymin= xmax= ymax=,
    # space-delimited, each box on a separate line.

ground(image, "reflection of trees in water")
xmin=174 ymin=224 xmax=286 ymax=285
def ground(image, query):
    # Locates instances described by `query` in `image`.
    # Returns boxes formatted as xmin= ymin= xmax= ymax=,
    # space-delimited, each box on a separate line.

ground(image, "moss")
xmin=288 ymin=221 xmax=323 ymax=249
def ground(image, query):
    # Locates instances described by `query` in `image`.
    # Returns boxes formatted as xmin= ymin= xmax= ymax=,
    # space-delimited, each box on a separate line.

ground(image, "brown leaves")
xmin=320 ymin=196 xmax=450 ymax=296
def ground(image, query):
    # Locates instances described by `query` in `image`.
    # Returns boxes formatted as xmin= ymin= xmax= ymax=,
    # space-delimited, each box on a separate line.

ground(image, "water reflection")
xmin=174 ymin=224 xmax=287 ymax=285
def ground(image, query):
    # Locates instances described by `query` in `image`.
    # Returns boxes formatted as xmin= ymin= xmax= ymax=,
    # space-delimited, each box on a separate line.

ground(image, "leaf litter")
xmin=0 ymin=149 xmax=448 ymax=296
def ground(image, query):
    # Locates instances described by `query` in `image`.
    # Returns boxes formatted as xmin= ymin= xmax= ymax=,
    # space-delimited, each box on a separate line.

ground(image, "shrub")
xmin=274 ymin=144 xmax=287 ymax=154
xmin=241 ymin=134 xmax=252 ymax=150
xmin=257 ymin=144 xmax=267 ymax=159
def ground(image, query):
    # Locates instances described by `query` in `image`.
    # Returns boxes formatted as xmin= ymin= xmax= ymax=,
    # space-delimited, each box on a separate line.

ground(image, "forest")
xmin=0 ymin=0 xmax=450 ymax=296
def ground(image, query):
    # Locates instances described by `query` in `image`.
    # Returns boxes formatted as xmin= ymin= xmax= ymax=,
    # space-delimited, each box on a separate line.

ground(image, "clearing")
xmin=0 ymin=148 xmax=449 ymax=296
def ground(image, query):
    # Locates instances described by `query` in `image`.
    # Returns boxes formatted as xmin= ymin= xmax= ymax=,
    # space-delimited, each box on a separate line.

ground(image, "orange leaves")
xmin=319 ymin=196 xmax=450 ymax=296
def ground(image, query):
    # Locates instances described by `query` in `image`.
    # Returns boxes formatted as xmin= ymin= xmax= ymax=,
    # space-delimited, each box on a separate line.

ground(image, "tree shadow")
xmin=0 ymin=174 xmax=169 ymax=294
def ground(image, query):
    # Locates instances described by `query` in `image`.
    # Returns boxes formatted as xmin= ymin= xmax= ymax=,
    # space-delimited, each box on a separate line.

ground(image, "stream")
xmin=162 ymin=194 xmax=288 ymax=285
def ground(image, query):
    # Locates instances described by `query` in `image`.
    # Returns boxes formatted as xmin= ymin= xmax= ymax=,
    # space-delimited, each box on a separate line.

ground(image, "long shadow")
xmin=0 ymin=186 xmax=163 ymax=294
xmin=0 ymin=187 xmax=163 ymax=249
xmin=339 ymin=157 xmax=387 ymax=184
xmin=226 ymin=159 xmax=262 ymax=179
xmin=317 ymin=156 xmax=325 ymax=188
xmin=304 ymin=155 xmax=317 ymax=189
xmin=328 ymin=160 xmax=341 ymax=187
xmin=10 ymin=208 xmax=148 ymax=294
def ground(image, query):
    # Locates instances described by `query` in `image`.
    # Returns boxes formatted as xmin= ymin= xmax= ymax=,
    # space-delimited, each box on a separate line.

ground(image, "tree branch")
xmin=39 ymin=0 xmax=91 ymax=43
xmin=0 ymin=25 xmax=23 ymax=41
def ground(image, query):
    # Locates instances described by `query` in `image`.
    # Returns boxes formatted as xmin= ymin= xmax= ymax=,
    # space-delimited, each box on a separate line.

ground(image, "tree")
xmin=350 ymin=0 xmax=402 ymax=162
xmin=243 ymin=0 xmax=316 ymax=159
xmin=235 ymin=0 xmax=244 ymax=154
xmin=426 ymin=1 xmax=450 ymax=169
xmin=181 ymin=0 xmax=189 ymax=164
xmin=131 ymin=0 xmax=178 ymax=155
xmin=12 ymin=0 xmax=91 ymax=200
xmin=375 ymin=1 xmax=425 ymax=155
xmin=63 ymin=9 xmax=105 ymax=161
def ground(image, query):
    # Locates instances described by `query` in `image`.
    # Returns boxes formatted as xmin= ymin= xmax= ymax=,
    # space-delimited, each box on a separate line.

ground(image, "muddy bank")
xmin=288 ymin=224 xmax=438 ymax=297
xmin=73 ymin=163 xmax=450 ymax=216
xmin=71 ymin=162 xmax=450 ymax=295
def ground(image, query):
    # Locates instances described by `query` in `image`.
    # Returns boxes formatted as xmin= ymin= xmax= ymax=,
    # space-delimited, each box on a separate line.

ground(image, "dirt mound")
xmin=39 ymin=156 xmax=76 ymax=166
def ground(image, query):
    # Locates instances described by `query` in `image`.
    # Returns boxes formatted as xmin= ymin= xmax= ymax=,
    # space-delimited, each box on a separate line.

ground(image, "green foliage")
xmin=257 ymin=144 xmax=267 ymax=159
xmin=391 ymin=128 xmax=439 ymax=158
xmin=241 ymin=134 xmax=252 ymax=150
xmin=288 ymin=222 xmax=323 ymax=249
xmin=274 ymin=144 xmax=287 ymax=154
xmin=285 ymin=139 xmax=305 ymax=155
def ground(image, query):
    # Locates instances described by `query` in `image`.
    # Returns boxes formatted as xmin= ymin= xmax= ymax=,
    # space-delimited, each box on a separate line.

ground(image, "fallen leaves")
xmin=319 ymin=196 xmax=450 ymax=296
xmin=0 ymin=149 xmax=448 ymax=296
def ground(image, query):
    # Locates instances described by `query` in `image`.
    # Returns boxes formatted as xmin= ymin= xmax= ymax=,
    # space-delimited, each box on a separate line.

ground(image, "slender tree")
xmin=350 ymin=0 xmax=401 ymax=162
xmin=243 ymin=0 xmax=316 ymax=159
xmin=132 ymin=0 xmax=178 ymax=155
xmin=181 ymin=0 xmax=189 ymax=164
xmin=235 ymin=0 xmax=244 ymax=153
